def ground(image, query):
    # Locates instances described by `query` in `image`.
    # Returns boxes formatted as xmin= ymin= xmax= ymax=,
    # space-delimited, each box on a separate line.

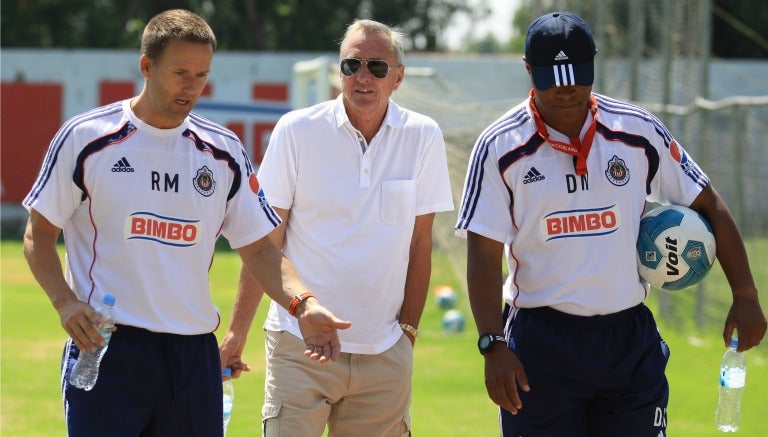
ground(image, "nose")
xmin=555 ymin=85 xmax=577 ymax=98
xmin=180 ymin=76 xmax=195 ymax=92
xmin=185 ymin=76 xmax=208 ymax=95
xmin=354 ymin=66 xmax=375 ymax=81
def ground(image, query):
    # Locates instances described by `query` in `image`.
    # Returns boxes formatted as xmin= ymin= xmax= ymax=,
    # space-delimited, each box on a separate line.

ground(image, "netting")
xmin=391 ymin=75 xmax=513 ymax=293
xmin=291 ymin=0 xmax=768 ymax=315
xmin=394 ymin=72 xmax=768 ymax=290
xmin=391 ymin=0 xmax=768 ymax=293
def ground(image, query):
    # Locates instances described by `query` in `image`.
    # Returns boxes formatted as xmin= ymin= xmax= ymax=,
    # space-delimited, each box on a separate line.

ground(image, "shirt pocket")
xmin=380 ymin=180 xmax=416 ymax=225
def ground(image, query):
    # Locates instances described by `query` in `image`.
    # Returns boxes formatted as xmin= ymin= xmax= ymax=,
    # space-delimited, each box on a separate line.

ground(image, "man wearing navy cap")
xmin=456 ymin=11 xmax=765 ymax=436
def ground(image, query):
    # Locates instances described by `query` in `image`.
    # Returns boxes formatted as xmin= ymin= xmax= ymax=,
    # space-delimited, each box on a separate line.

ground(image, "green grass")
xmin=2 ymin=239 xmax=767 ymax=436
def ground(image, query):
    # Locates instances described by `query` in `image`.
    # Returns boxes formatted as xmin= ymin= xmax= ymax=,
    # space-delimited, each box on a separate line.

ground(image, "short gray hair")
xmin=339 ymin=19 xmax=406 ymax=66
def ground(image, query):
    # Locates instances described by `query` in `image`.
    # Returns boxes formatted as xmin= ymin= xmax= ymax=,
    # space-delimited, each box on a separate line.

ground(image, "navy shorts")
xmin=62 ymin=325 xmax=223 ymax=437
xmin=501 ymin=304 xmax=670 ymax=437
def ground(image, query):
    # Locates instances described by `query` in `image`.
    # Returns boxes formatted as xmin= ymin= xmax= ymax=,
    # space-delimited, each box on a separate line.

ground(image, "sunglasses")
xmin=340 ymin=58 xmax=393 ymax=79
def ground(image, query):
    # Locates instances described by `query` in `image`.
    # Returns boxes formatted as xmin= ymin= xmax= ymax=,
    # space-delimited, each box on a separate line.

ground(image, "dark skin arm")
xmin=467 ymin=231 xmax=530 ymax=414
xmin=688 ymin=184 xmax=766 ymax=351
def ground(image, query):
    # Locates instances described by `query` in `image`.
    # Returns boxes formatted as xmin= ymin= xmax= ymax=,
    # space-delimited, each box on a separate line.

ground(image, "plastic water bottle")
xmin=715 ymin=337 xmax=746 ymax=432
xmin=69 ymin=294 xmax=116 ymax=390
xmin=222 ymin=367 xmax=234 ymax=435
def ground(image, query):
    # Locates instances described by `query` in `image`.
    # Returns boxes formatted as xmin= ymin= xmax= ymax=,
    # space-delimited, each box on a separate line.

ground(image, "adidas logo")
xmin=523 ymin=167 xmax=545 ymax=184
xmin=111 ymin=157 xmax=135 ymax=173
xmin=554 ymin=51 xmax=569 ymax=61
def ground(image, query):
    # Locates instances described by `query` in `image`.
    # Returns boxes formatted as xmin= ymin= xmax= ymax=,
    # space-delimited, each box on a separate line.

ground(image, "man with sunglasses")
xmin=219 ymin=19 xmax=453 ymax=435
xmin=456 ymin=11 xmax=765 ymax=436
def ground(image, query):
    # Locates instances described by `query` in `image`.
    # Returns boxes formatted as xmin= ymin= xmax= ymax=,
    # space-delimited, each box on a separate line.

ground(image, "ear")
xmin=523 ymin=59 xmax=532 ymax=76
xmin=139 ymin=55 xmax=152 ymax=79
xmin=392 ymin=65 xmax=405 ymax=90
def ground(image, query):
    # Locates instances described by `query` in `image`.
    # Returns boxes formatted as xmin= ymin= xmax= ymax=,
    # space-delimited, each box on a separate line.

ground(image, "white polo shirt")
xmin=24 ymin=99 xmax=281 ymax=334
xmin=456 ymin=93 xmax=708 ymax=316
xmin=260 ymin=95 xmax=454 ymax=354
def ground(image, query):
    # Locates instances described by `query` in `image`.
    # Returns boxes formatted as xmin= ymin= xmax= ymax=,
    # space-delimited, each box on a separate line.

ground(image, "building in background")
xmin=2 ymin=50 xmax=768 ymax=238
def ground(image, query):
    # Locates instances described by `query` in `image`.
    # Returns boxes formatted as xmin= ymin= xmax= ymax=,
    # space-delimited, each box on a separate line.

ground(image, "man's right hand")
xmin=58 ymin=299 xmax=109 ymax=353
xmin=296 ymin=298 xmax=351 ymax=363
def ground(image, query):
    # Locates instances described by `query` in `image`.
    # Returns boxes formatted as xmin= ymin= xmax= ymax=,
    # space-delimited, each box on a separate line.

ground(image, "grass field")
xmin=2 ymin=238 xmax=767 ymax=436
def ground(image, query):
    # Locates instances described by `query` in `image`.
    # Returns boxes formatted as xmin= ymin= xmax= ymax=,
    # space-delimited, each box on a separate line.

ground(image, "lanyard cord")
xmin=529 ymin=90 xmax=598 ymax=176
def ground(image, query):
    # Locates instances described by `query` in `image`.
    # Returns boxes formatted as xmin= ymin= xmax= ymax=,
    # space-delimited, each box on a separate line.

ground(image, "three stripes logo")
xmin=551 ymin=50 xmax=576 ymax=87
xmin=523 ymin=167 xmax=545 ymax=184
xmin=552 ymin=63 xmax=576 ymax=87
xmin=112 ymin=157 xmax=134 ymax=173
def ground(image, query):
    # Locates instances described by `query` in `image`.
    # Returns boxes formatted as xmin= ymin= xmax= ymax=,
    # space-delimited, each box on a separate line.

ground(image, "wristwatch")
xmin=477 ymin=333 xmax=506 ymax=355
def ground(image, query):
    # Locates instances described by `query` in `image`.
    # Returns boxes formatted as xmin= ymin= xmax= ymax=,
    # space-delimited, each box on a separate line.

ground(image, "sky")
xmin=444 ymin=0 xmax=521 ymax=51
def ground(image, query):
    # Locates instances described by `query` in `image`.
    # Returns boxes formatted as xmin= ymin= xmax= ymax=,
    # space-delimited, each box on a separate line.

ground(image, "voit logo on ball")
xmin=636 ymin=205 xmax=716 ymax=291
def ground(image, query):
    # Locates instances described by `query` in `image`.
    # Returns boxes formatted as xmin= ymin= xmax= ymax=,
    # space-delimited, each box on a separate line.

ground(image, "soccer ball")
xmin=636 ymin=205 xmax=716 ymax=291
xmin=442 ymin=309 xmax=465 ymax=333
xmin=433 ymin=285 xmax=457 ymax=309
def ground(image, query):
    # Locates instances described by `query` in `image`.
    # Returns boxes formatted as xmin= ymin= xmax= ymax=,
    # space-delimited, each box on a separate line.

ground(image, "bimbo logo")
xmin=540 ymin=205 xmax=621 ymax=241
xmin=125 ymin=212 xmax=201 ymax=247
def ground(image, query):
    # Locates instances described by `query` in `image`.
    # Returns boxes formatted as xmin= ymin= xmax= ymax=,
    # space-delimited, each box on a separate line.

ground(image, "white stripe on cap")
xmin=552 ymin=64 xmax=576 ymax=87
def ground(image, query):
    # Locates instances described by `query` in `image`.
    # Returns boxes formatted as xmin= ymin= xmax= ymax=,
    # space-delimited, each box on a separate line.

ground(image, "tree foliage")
xmin=1 ymin=0 xmax=484 ymax=52
xmin=508 ymin=0 xmax=767 ymax=59
xmin=711 ymin=1 xmax=768 ymax=58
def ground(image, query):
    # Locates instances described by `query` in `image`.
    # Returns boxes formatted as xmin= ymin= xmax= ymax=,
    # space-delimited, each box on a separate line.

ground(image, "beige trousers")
xmin=262 ymin=330 xmax=413 ymax=437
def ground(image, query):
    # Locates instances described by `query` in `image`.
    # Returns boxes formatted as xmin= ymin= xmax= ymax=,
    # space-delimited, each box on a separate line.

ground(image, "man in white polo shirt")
xmin=219 ymin=19 xmax=453 ymax=436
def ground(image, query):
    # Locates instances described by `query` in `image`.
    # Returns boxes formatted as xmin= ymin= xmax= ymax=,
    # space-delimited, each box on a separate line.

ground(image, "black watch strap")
xmin=478 ymin=333 xmax=506 ymax=354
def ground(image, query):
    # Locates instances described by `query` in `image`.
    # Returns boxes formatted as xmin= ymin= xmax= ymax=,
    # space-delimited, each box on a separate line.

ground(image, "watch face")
xmin=478 ymin=334 xmax=504 ymax=354
xmin=478 ymin=335 xmax=493 ymax=352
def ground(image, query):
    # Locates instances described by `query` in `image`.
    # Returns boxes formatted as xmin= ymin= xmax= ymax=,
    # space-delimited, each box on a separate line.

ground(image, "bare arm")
xmin=226 ymin=207 xmax=351 ymax=370
xmin=23 ymin=209 xmax=106 ymax=352
xmin=220 ymin=208 xmax=289 ymax=376
xmin=217 ymin=266 xmax=265 ymax=377
xmin=689 ymin=184 xmax=766 ymax=351
xmin=398 ymin=213 xmax=435 ymax=344
xmin=467 ymin=231 xmax=529 ymax=414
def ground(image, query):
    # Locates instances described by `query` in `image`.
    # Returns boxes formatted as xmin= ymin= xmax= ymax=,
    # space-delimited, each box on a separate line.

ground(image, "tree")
xmin=711 ymin=1 xmax=768 ymax=58
xmin=1 ymin=0 xmax=487 ymax=52
xmin=508 ymin=0 xmax=768 ymax=59
xmin=465 ymin=33 xmax=503 ymax=54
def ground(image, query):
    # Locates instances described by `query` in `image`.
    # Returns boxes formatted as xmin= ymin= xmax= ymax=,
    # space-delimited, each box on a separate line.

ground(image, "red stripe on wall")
xmin=1 ymin=82 xmax=63 ymax=203
xmin=226 ymin=122 xmax=245 ymax=143
xmin=99 ymin=81 xmax=134 ymax=106
xmin=252 ymin=83 xmax=288 ymax=102
xmin=252 ymin=123 xmax=276 ymax=165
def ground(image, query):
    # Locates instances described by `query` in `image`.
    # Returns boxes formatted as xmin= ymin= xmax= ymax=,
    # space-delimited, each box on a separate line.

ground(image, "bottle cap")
xmin=729 ymin=337 xmax=739 ymax=349
xmin=102 ymin=294 xmax=116 ymax=306
xmin=222 ymin=367 xmax=232 ymax=377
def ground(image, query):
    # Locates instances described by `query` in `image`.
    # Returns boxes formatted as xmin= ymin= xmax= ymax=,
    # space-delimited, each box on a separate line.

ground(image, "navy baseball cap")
xmin=525 ymin=12 xmax=597 ymax=90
